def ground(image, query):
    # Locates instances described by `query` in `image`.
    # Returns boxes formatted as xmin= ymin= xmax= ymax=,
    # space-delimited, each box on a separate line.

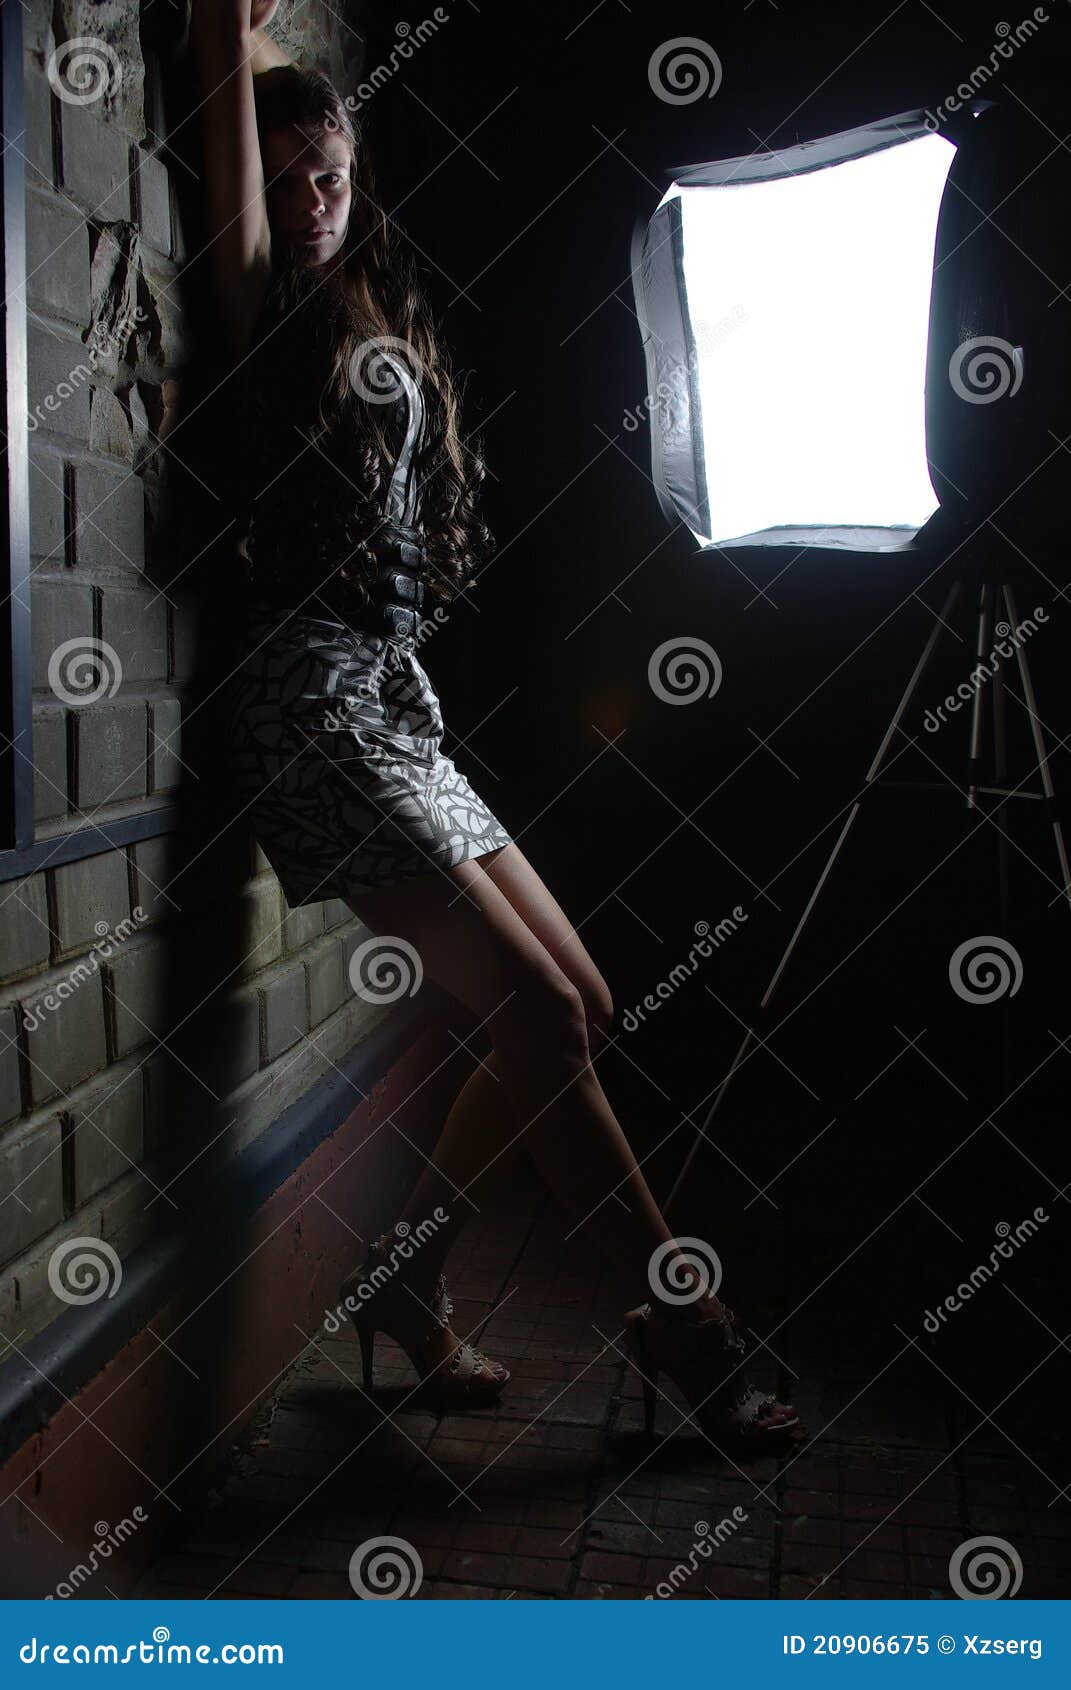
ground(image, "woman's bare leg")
xmin=348 ymin=849 xmax=678 ymax=1309
xmin=394 ymin=1050 xmax=522 ymax=1262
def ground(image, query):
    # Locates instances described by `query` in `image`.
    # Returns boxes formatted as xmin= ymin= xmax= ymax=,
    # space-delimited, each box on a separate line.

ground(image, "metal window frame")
xmin=0 ymin=0 xmax=178 ymax=886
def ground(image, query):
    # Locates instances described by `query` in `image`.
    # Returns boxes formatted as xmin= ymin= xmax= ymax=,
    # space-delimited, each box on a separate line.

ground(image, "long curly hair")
xmin=230 ymin=64 xmax=496 ymax=614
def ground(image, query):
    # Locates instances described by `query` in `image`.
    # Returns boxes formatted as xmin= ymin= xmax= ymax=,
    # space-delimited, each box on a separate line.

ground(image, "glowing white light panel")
xmin=671 ymin=132 xmax=957 ymax=546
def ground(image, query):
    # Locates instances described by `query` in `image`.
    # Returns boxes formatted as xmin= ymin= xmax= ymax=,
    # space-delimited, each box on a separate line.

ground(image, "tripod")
xmin=665 ymin=559 xmax=1070 ymax=1213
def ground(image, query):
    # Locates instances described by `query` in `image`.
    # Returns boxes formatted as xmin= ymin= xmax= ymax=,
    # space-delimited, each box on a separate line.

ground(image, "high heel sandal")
xmin=623 ymin=1296 xmax=802 ymax=1455
xmin=339 ymin=1233 xmax=510 ymax=1412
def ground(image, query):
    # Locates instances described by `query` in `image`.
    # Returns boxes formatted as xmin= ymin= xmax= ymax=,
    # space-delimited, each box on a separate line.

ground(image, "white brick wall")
xmin=1 ymin=1 xmax=379 ymax=1348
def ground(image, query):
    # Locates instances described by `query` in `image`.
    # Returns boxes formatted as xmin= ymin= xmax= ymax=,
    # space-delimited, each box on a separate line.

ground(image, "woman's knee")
xmin=494 ymin=969 xmax=592 ymax=1079
xmin=582 ymin=976 xmax=615 ymax=1057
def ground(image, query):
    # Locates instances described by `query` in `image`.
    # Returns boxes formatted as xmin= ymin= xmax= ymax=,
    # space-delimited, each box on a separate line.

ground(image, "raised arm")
xmin=190 ymin=1 xmax=289 ymax=359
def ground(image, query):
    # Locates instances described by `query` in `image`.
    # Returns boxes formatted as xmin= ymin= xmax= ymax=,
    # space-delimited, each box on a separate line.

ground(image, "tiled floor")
xmin=134 ymin=1180 xmax=1071 ymax=1600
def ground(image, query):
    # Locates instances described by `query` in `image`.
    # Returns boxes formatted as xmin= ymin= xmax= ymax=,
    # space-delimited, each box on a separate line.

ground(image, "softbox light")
xmin=631 ymin=107 xmax=974 ymax=554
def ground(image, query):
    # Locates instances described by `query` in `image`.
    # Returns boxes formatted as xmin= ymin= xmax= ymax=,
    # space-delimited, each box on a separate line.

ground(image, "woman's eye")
xmin=320 ymin=173 xmax=343 ymax=188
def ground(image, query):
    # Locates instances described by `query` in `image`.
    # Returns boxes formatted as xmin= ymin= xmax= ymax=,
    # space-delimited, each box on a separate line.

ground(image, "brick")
xmin=52 ymin=850 xmax=131 ymax=953
xmin=306 ymin=937 xmax=346 ymax=1027
xmin=138 ymin=149 xmax=171 ymax=255
xmin=211 ymin=991 xmax=261 ymax=1092
xmin=28 ymin=447 xmax=66 ymax=562
xmin=0 ymin=1007 xmax=23 ymax=1127
xmin=31 ymin=577 xmax=95 ymax=694
xmin=60 ymin=104 xmax=131 ymax=220
xmin=76 ymin=701 xmax=147 ymax=807
xmin=25 ymin=190 xmax=91 ymax=327
xmin=324 ymin=899 xmax=352 ymax=930
xmin=282 ymin=897 xmax=323 ymax=953
xmin=105 ymin=937 xmax=168 ymax=1059
xmin=238 ymin=880 xmax=282 ymax=978
xmin=172 ymin=602 xmax=198 ymax=682
xmin=22 ymin=58 xmax=54 ymax=189
xmin=73 ymin=462 xmax=145 ymax=571
xmin=0 ymin=1112 xmax=63 ymax=1263
xmin=23 ymin=970 xmax=107 ymax=1104
xmin=101 ymin=587 xmax=167 ymax=684
xmin=150 ymin=697 xmax=182 ymax=791
xmin=262 ymin=963 xmax=307 ymax=1061
xmin=0 ymin=873 xmax=51 ymax=981
xmin=172 ymin=185 xmax=189 ymax=264
xmin=27 ymin=324 xmax=93 ymax=441
xmin=88 ymin=385 xmax=133 ymax=462
xmin=142 ymin=253 xmax=184 ymax=364
xmin=69 ymin=1062 xmax=144 ymax=1204
xmin=32 ymin=709 xmax=68 ymax=823
xmin=132 ymin=836 xmax=182 ymax=923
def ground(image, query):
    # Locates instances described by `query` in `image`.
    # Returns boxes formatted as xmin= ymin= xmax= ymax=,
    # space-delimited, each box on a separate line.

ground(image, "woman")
xmin=191 ymin=0 xmax=799 ymax=1453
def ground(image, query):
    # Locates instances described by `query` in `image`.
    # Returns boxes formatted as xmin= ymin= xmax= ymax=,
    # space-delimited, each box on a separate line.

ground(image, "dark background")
xmin=357 ymin=0 xmax=1070 ymax=1439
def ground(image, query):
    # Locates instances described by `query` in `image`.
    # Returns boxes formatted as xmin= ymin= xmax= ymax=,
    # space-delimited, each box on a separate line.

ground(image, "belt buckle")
xmin=382 ymin=603 xmax=416 ymax=640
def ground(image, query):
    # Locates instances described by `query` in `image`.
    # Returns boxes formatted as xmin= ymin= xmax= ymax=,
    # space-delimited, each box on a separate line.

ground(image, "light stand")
xmin=664 ymin=540 xmax=1070 ymax=1214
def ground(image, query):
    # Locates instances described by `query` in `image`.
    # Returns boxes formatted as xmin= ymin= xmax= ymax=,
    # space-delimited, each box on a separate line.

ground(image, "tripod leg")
xmin=967 ymin=582 xmax=993 ymax=811
xmin=1003 ymin=585 xmax=1071 ymax=915
xmin=664 ymin=581 xmax=962 ymax=1214
xmin=993 ymin=595 xmax=1012 ymax=1094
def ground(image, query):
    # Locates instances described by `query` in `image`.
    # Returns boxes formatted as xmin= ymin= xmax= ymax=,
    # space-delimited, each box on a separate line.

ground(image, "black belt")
xmin=363 ymin=524 xmax=428 ymax=640
xmin=248 ymin=523 xmax=430 ymax=639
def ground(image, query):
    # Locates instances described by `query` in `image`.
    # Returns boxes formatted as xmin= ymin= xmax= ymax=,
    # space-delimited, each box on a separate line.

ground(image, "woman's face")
xmin=261 ymin=124 xmax=353 ymax=267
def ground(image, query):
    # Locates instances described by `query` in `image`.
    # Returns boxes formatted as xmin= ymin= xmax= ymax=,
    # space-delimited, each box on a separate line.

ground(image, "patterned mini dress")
xmin=222 ymin=349 xmax=513 ymax=905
